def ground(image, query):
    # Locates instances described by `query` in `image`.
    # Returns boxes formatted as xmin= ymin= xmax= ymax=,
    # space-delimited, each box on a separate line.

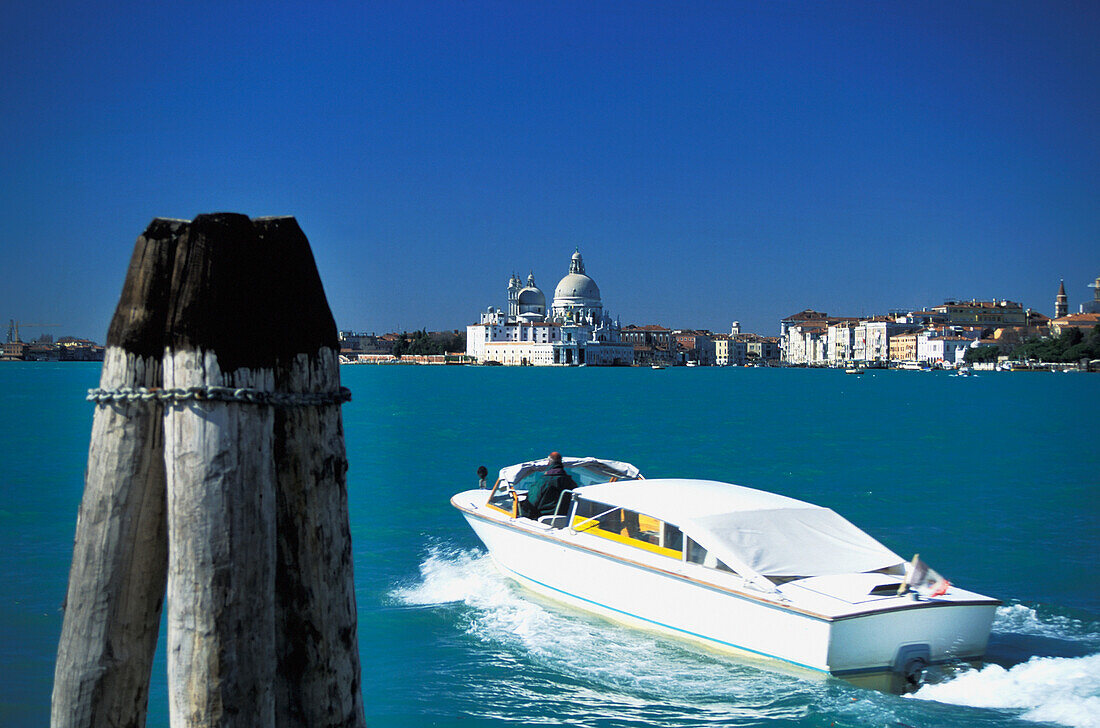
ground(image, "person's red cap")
xmin=548 ymin=451 xmax=562 ymax=462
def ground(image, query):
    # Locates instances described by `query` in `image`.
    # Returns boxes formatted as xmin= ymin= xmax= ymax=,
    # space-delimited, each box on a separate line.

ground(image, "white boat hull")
xmin=456 ymin=499 xmax=997 ymax=685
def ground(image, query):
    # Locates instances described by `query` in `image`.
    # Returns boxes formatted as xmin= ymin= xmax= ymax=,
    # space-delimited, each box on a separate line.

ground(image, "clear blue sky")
xmin=2 ymin=1 xmax=1097 ymax=341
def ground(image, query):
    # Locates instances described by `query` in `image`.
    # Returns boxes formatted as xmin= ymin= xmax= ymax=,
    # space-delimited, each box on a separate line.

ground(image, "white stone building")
xmin=917 ymin=334 xmax=976 ymax=365
xmin=466 ymin=251 xmax=633 ymax=366
xmin=853 ymin=320 xmax=921 ymax=364
xmin=827 ymin=321 xmax=858 ymax=364
xmin=785 ymin=323 xmax=828 ymax=365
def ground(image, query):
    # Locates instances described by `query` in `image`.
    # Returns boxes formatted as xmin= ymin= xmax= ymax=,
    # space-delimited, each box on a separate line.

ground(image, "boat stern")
xmin=826 ymin=596 xmax=999 ymax=688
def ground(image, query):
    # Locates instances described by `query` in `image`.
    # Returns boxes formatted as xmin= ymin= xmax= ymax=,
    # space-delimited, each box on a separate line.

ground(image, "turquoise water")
xmin=2 ymin=362 xmax=1098 ymax=727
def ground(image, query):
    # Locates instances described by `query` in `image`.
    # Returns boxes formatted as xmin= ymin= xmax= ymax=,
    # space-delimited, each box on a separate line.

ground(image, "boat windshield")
xmin=497 ymin=457 xmax=641 ymax=492
xmin=513 ymin=463 xmax=632 ymax=491
xmin=486 ymin=457 xmax=642 ymax=517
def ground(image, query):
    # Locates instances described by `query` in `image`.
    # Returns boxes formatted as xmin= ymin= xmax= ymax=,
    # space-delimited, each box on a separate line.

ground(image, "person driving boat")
xmin=520 ymin=451 xmax=576 ymax=519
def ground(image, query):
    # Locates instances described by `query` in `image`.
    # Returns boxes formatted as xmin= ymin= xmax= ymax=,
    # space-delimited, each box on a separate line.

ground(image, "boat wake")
xmin=393 ymin=546 xmax=1100 ymax=728
xmin=909 ymin=653 xmax=1100 ymax=728
xmin=992 ymin=602 xmax=1100 ymax=645
xmin=905 ymin=604 xmax=1100 ymax=728
xmin=391 ymin=545 xmax=822 ymax=723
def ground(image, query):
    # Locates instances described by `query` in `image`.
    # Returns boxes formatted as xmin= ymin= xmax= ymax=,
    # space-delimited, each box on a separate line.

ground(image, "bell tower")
xmin=1055 ymin=279 xmax=1068 ymax=319
xmin=507 ymin=273 xmax=522 ymax=318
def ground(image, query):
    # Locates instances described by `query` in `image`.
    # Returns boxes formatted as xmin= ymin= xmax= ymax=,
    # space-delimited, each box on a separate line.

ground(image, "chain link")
xmin=87 ymin=385 xmax=352 ymax=407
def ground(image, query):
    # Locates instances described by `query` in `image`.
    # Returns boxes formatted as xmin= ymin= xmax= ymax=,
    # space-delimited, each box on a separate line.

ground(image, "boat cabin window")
xmin=685 ymin=537 xmax=734 ymax=573
xmin=572 ymin=499 xmax=683 ymax=559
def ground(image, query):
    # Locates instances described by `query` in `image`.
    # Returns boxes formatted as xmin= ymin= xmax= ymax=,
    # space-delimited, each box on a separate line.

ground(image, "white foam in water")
xmin=390 ymin=545 xmax=816 ymax=714
xmin=391 ymin=546 xmax=509 ymax=608
xmin=910 ymin=654 xmax=1100 ymax=728
xmin=994 ymin=603 xmax=1100 ymax=644
xmin=394 ymin=550 xmax=1100 ymax=726
xmin=393 ymin=546 xmax=692 ymax=683
xmin=904 ymin=604 xmax=1100 ymax=728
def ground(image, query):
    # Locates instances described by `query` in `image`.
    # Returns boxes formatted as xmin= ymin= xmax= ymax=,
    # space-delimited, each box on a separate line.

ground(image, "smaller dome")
xmin=518 ymin=287 xmax=545 ymax=306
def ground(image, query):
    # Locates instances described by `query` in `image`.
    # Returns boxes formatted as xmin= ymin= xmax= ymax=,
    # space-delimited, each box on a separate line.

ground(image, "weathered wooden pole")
xmin=258 ymin=217 xmax=364 ymax=728
xmin=51 ymin=219 xmax=180 ymax=728
xmin=162 ymin=214 xmax=280 ymax=727
xmin=160 ymin=213 xmax=364 ymax=728
xmin=54 ymin=213 xmax=364 ymax=728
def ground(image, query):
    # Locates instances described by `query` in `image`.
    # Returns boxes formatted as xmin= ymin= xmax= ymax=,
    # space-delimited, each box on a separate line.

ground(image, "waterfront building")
xmin=1024 ymin=311 xmax=1051 ymax=329
xmin=889 ymin=332 xmax=919 ymax=363
xmin=739 ymin=334 xmax=780 ymax=364
xmin=466 ymin=251 xmax=633 ymax=366
xmin=931 ymin=299 xmax=1027 ymax=327
xmin=705 ymin=324 xmax=772 ymax=366
xmin=716 ymin=333 xmax=750 ymax=366
xmin=56 ymin=337 xmax=105 ymax=361
xmin=895 ymin=310 xmax=949 ymax=327
xmin=782 ymin=311 xmax=866 ymax=365
xmin=1 ymin=340 xmax=25 ymax=360
xmin=780 ymin=310 xmax=828 ymax=362
xmin=853 ymin=319 xmax=921 ymax=364
xmin=673 ymin=330 xmax=716 ymax=365
xmin=1081 ymin=276 xmax=1100 ymax=314
xmin=827 ymin=321 xmax=859 ymax=364
xmin=621 ymin=324 xmax=677 ymax=366
xmin=1050 ymin=312 xmax=1100 ymax=336
xmin=917 ymin=334 xmax=974 ymax=366
xmin=784 ymin=322 xmax=829 ymax=365
xmin=339 ymin=331 xmax=396 ymax=354
xmin=22 ymin=343 xmax=59 ymax=361
xmin=692 ymin=325 xmax=780 ymax=366
xmin=712 ymin=333 xmax=731 ymax=366
xmin=731 ymin=338 xmax=750 ymax=366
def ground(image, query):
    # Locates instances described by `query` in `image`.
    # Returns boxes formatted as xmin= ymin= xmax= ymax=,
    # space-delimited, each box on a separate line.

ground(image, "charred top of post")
xmin=164 ymin=213 xmax=338 ymax=372
xmin=253 ymin=216 xmax=339 ymax=358
xmin=105 ymin=218 xmax=186 ymax=357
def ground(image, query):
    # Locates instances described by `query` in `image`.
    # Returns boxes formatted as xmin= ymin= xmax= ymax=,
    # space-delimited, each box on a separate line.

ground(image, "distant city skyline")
xmin=1 ymin=2 xmax=1097 ymax=340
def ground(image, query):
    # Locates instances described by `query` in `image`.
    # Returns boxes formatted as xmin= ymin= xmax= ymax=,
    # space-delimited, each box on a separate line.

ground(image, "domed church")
xmin=468 ymin=250 xmax=633 ymax=366
xmin=552 ymin=250 xmax=602 ymax=322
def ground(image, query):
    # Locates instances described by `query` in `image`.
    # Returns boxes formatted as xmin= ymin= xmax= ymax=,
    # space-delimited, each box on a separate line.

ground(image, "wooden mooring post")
xmin=53 ymin=213 xmax=365 ymax=728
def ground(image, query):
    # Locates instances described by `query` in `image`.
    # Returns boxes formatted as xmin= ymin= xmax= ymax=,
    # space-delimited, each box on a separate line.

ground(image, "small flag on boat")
xmin=898 ymin=554 xmax=951 ymax=597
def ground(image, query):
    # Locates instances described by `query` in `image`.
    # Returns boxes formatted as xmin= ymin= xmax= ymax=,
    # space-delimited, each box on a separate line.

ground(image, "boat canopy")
xmin=574 ymin=479 xmax=904 ymax=584
xmin=497 ymin=457 xmax=641 ymax=490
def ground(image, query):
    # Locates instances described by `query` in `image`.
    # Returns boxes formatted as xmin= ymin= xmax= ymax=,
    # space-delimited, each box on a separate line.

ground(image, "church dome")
xmin=553 ymin=273 xmax=600 ymax=302
xmin=516 ymin=271 xmax=546 ymax=319
xmin=552 ymin=250 xmax=601 ymax=306
xmin=518 ymin=287 xmax=545 ymax=306
xmin=518 ymin=272 xmax=545 ymax=307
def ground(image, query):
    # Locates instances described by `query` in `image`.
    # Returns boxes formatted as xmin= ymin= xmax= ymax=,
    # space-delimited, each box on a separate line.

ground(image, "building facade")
xmin=621 ymin=325 xmax=677 ymax=365
xmin=466 ymin=251 xmax=633 ymax=366
xmin=1081 ymin=276 xmax=1100 ymax=314
xmin=673 ymin=331 xmax=716 ymax=365
xmin=931 ymin=300 xmax=1027 ymax=327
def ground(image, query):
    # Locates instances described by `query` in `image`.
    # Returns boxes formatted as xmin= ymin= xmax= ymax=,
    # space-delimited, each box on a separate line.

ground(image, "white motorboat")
xmin=451 ymin=457 xmax=1000 ymax=691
